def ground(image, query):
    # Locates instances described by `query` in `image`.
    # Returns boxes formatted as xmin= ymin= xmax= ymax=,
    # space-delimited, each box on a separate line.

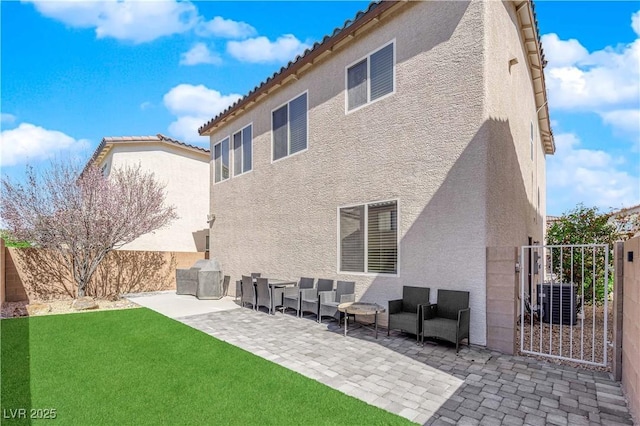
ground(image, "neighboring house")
xmin=88 ymin=134 xmax=210 ymax=252
xmin=198 ymin=0 xmax=554 ymax=346
xmin=609 ymin=204 xmax=640 ymax=240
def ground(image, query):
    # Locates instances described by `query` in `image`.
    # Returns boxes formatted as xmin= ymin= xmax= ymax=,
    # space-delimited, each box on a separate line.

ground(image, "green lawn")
xmin=1 ymin=308 xmax=412 ymax=425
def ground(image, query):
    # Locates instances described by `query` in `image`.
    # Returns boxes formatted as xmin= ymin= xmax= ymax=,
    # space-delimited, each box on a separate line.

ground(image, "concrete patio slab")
xmin=127 ymin=292 xmax=635 ymax=425
xmin=125 ymin=291 xmax=240 ymax=318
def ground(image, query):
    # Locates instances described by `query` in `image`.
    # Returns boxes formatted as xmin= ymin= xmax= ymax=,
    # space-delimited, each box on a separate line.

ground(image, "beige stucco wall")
xmin=483 ymin=0 xmax=547 ymax=248
xmin=209 ymin=1 xmax=489 ymax=344
xmin=622 ymin=236 xmax=640 ymax=422
xmin=100 ymin=144 xmax=209 ymax=252
xmin=208 ymin=0 xmax=547 ymax=346
xmin=3 ymin=247 xmax=205 ymax=302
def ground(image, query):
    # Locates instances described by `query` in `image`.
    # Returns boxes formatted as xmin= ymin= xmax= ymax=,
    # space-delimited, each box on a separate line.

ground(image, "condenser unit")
xmin=536 ymin=283 xmax=577 ymax=326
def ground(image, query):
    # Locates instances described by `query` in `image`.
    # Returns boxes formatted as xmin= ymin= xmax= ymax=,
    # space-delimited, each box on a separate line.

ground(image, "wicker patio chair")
xmin=255 ymin=277 xmax=271 ymax=313
xmin=420 ymin=289 xmax=470 ymax=353
xmin=283 ymin=277 xmax=315 ymax=317
xmin=240 ymin=275 xmax=256 ymax=309
xmin=300 ymin=279 xmax=334 ymax=320
xmin=318 ymin=281 xmax=356 ymax=324
xmin=387 ymin=286 xmax=431 ymax=341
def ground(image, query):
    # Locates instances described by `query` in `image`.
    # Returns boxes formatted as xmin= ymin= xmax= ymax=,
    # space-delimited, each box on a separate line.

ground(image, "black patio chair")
xmin=420 ymin=289 xmax=470 ymax=353
xmin=387 ymin=286 xmax=430 ymax=342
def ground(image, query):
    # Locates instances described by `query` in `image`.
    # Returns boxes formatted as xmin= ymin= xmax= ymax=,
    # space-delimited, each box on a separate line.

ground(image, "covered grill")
xmin=176 ymin=259 xmax=223 ymax=300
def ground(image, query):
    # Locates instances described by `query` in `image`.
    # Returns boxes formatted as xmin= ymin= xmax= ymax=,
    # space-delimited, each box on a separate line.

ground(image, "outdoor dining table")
xmin=338 ymin=302 xmax=385 ymax=339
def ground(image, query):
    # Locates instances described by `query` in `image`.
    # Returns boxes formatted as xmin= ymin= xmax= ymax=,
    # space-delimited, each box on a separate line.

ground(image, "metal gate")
xmin=519 ymin=244 xmax=610 ymax=367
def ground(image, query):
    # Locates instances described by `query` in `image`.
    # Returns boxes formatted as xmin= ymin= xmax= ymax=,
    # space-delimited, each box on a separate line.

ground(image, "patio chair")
xmin=318 ymin=281 xmax=356 ymax=324
xmin=300 ymin=279 xmax=334 ymax=320
xmin=240 ymin=275 xmax=256 ymax=309
xmin=387 ymin=286 xmax=431 ymax=342
xmin=420 ymin=289 xmax=470 ymax=353
xmin=283 ymin=277 xmax=315 ymax=317
xmin=255 ymin=277 xmax=271 ymax=313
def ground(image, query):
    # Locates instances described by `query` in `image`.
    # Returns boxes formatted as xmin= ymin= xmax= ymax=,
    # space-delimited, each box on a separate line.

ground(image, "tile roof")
xmin=198 ymin=0 xmax=399 ymax=135
xmin=86 ymin=133 xmax=209 ymax=168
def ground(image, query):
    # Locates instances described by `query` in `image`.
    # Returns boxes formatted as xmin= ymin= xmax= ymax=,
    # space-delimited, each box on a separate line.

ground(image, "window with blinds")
xmin=272 ymin=92 xmax=308 ymax=161
xmin=214 ymin=137 xmax=230 ymax=183
xmin=346 ymin=41 xmax=395 ymax=112
xmin=233 ymin=124 xmax=252 ymax=176
xmin=339 ymin=200 xmax=398 ymax=275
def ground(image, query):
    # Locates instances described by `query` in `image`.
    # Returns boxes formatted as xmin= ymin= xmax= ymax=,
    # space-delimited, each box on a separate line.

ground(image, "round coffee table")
xmin=338 ymin=302 xmax=385 ymax=339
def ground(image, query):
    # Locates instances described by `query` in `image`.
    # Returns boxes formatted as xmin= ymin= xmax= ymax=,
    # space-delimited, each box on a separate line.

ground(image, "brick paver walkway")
xmin=178 ymin=307 xmax=634 ymax=425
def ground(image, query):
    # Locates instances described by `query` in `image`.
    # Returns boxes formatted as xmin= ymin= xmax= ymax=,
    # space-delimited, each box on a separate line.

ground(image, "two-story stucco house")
xmin=198 ymin=0 xmax=554 ymax=346
xmin=88 ymin=134 xmax=210 ymax=252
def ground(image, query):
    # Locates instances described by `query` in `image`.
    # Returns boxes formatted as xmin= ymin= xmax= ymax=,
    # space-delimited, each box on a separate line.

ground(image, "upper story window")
xmin=530 ymin=121 xmax=534 ymax=161
xmin=346 ymin=41 xmax=395 ymax=112
xmin=233 ymin=124 xmax=253 ymax=176
xmin=339 ymin=199 xmax=398 ymax=275
xmin=272 ymin=92 xmax=308 ymax=162
xmin=214 ymin=137 xmax=230 ymax=183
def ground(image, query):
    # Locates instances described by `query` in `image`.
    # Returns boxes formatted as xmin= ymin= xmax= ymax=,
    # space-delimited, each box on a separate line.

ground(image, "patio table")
xmin=338 ymin=302 xmax=385 ymax=339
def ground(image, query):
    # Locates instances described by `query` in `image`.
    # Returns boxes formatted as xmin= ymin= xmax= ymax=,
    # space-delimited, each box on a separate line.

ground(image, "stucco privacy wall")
xmin=1 ymin=239 xmax=5 ymax=304
xmin=483 ymin=0 xmax=546 ymax=247
xmin=622 ymin=236 xmax=640 ymax=422
xmin=3 ymin=248 xmax=204 ymax=302
xmin=103 ymin=144 xmax=209 ymax=252
xmin=486 ymin=247 xmax=518 ymax=354
xmin=209 ymin=1 xmax=491 ymax=344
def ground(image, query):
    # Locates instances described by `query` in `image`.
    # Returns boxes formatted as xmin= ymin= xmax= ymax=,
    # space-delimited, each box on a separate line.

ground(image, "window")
xmin=530 ymin=121 xmax=534 ymax=160
xmin=346 ymin=41 xmax=394 ymax=111
xmin=214 ymin=137 xmax=230 ymax=183
xmin=233 ymin=124 xmax=252 ymax=176
xmin=339 ymin=200 xmax=398 ymax=274
xmin=272 ymin=92 xmax=308 ymax=161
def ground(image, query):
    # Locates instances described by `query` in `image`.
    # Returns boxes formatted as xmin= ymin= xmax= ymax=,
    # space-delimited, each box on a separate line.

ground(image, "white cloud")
xmin=547 ymin=132 xmax=639 ymax=213
xmin=163 ymin=84 xmax=241 ymax=143
xmin=24 ymin=0 xmax=198 ymax=44
xmin=180 ymin=43 xmax=222 ymax=66
xmin=140 ymin=101 xmax=152 ymax=110
xmin=632 ymin=10 xmax=640 ymax=36
xmin=196 ymin=16 xmax=256 ymax=39
xmin=541 ymin=34 xmax=590 ymax=67
xmin=0 ymin=123 xmax=90 ymax=167
xmin=600 ymin=109 xmax=640 ymax=144
xmin=227 ymin=34 xmax=310 ymax=63
xmin=541 ymin=30 xmax=639 ymax=111
xmin=1 ymin=113 xmax=16 ymax=124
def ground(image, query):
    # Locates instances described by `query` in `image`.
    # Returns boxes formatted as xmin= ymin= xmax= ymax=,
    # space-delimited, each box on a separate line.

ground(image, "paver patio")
xmin=129 ymin=294 xmax=634 ymax=425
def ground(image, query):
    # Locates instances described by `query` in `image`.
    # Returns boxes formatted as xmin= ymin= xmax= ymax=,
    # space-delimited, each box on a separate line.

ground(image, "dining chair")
xmin=300 ymin=279 xmax=334 ymax=320
xmin=283 ymin=277 xmax=315 ymax=317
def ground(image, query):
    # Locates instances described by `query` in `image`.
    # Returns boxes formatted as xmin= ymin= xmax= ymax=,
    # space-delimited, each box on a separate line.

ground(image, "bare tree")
xmin=1 ymin=161 xmax=178 ymax=297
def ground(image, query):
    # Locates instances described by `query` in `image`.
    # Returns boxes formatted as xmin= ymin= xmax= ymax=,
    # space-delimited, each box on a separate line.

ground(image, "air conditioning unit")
xmin=537 ymin=283 xmax=577 ymax=326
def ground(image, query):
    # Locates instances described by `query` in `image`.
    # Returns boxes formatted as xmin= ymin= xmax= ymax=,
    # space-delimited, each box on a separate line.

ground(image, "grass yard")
xmin=1 ymin=308 xmax=411 ymax=425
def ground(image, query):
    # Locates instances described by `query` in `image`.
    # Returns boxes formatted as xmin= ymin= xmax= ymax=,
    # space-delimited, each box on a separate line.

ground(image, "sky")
xmin=1 ymin=0 xmax=638 ymax=217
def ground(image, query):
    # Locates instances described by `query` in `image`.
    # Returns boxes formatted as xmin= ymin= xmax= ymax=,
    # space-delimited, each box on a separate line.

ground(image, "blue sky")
xmin=1 ymin=1 xmax=638 ymax=216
